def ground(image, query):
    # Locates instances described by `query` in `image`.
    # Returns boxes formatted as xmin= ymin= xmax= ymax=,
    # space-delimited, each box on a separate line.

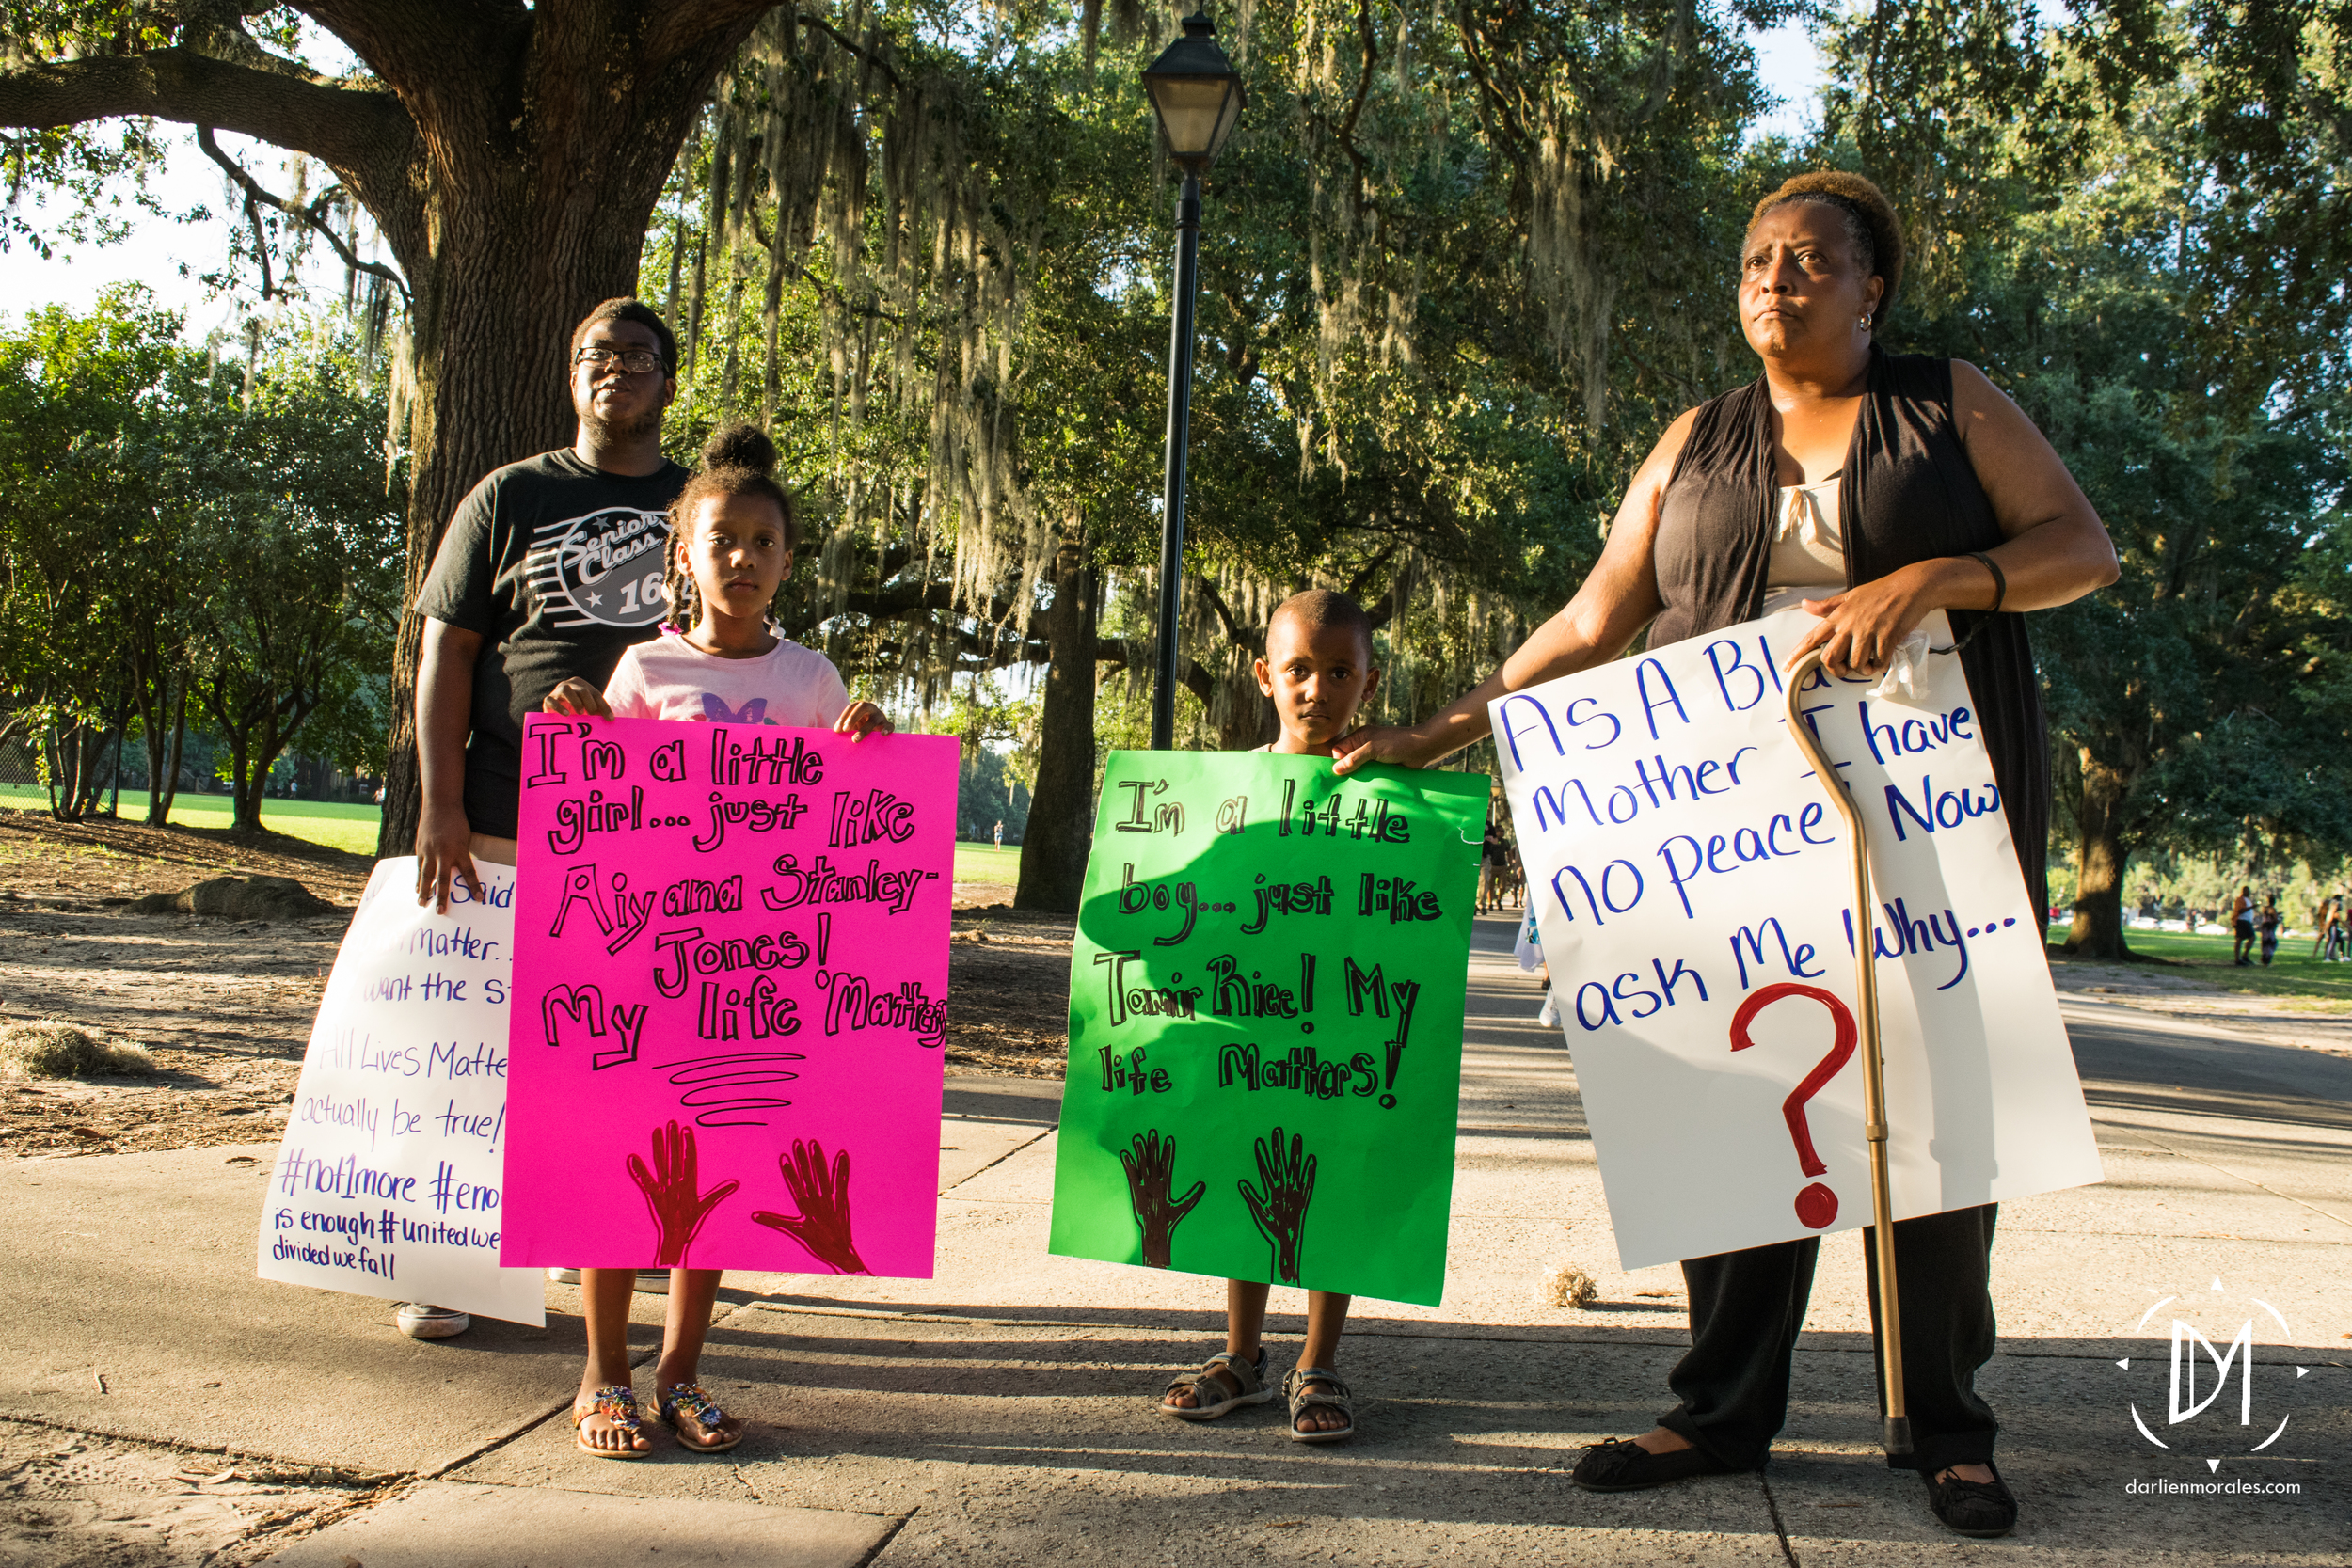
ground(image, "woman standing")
xmin=1334 ymin=171 xmax=2118 ymax=1536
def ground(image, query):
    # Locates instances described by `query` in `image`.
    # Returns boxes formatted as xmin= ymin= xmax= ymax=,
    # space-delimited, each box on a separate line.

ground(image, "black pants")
xmin=1656 ymin=1204 xmax=1999 ymax=1475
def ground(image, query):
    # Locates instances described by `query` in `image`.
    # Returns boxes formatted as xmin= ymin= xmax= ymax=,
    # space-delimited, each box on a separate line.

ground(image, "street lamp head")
xmin=1141 ymin=9 xmax=1245 ymax=170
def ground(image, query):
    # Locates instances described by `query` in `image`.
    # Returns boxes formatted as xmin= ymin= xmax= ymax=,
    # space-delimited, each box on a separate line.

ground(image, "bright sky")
xmin=0 ymin=131 xmax=358 ymax=339
xmin=0 ymin=23 xmax=1828 ymax=330
xmin=1749 ymin=19 xmax=1827 ymax=143
xmin=0 ymin=19 xmax=369 ymax=336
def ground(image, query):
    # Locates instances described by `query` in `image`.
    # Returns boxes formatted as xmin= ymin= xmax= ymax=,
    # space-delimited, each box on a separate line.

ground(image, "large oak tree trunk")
xmin=1016 ymin=531 xmax=1098 ymax=913
xmin=2061 ymin=752 xmax=2135 ymax=958
xmin=362 ymin=6 xmax=752 ymax=858
xmin=1183 ymin=655 xmax=1277 ymax=751
xmin=1219 ymin=662 xmax=1277 ymax=751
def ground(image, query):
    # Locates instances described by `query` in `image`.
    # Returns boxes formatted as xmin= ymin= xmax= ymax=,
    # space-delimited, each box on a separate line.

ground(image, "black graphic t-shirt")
xmin=415 ymin=449 xmax=690 ymax=837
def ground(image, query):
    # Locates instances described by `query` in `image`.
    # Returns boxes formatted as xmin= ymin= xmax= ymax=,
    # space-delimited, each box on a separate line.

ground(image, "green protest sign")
xmin=1047 ymin=752 xmax=1486 ymax=1306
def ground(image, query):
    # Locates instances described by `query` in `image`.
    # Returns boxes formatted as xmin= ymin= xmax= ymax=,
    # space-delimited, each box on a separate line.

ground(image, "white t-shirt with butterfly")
xmin=601 ymin=627 xmax=851 ymax=728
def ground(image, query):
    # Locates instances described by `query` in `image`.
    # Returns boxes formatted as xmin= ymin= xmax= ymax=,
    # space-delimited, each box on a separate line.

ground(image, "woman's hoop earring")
xmin=1858 ymin=315 xmax=1872 ymax=330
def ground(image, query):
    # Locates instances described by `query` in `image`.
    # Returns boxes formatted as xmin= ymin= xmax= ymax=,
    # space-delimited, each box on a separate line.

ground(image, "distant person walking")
xmin=2328 ymin=896 xmax=2348 ymax=962
xmin=993 ymin=818 xmax=1003 ymax=848
xmin=1479 ymin=820 xmax=1506 ymax=912
xmin=2312 ymin=895 xmax=2336 ymax=959
xmin=2258 ymin=897 xmax=2281 ymax=966
xmin=2232 ymin=886 xmax=2256 ymax=965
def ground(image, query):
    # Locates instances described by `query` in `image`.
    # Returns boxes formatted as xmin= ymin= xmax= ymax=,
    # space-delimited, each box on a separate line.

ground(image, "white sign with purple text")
xmin=1496 ymin=609 xmax=2100 ymax=1270
xmin=255 ymin=857 xmax=544 ymax=1325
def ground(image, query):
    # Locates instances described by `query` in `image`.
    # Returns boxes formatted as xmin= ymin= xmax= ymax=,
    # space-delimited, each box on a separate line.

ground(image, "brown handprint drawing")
xmin=1118 ymin=1131 xmax=1205 ymax=1269
xmin=628 ymin=1120 xmax=739 ymax=1268
xmin=749 ymin=1138 xmax=870 ymax=1275
xmin=1238 ymin=1125 xmax=1316 ymax=1284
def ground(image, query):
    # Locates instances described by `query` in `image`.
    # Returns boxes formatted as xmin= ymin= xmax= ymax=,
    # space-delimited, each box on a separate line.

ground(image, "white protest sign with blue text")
xmin=255 ymin=857 xmax=543 ymax=1325
xmin=1496 ymin=608 xmax=2099 ymax=1270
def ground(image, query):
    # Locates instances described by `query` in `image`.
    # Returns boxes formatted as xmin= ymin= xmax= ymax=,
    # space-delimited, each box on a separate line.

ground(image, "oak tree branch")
xmin=196 ymin=123 xmax=409 ymax=303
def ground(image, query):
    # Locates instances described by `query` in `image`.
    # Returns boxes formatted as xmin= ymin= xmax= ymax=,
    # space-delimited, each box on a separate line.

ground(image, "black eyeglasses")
xmin=574 ymin=345 xmax=666 ymax=374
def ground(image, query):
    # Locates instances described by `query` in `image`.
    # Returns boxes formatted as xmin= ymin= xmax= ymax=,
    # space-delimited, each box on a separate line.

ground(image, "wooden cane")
xmin=1783 ymin=647 xmax=1913 ymax=1458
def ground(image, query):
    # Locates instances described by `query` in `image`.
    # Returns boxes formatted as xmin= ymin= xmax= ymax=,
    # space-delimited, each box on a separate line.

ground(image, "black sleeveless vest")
xmin=1648 ymin=349 xmax=2049 ymax=915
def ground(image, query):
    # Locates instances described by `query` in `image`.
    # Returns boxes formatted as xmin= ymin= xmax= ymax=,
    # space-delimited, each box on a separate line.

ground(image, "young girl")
xmin=544 ymin=422 xmax=890 ymax=1457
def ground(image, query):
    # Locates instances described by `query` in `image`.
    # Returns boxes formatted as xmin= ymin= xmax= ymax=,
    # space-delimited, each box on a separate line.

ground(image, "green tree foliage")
xmin=0 ymin=287 xmax=184 ymax=816
xmin=1825 ymin=0 xmax=2352 ymax=958
xmin=0 ymin=292 xmax=401 ymax=829
xmin=0 ymin=0 xmax=810 ymax=856
xmin=643 ymin=1 xmax=1786 ymax=901
xmin=183 ymin=340 xmax=404 ymax=832
xmin=9 ymin=0 xmax=2344 ymax=930
xmin=919 ymin=672 xmax=1039 ymax=842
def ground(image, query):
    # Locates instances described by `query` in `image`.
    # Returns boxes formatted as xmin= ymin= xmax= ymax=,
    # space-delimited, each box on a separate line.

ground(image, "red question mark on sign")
xmin=1729 ymin=982 xmax=1858 ymax=1229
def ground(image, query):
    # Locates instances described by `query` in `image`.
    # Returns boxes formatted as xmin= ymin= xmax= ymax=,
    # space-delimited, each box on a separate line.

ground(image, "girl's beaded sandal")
xmin=658 ymin=1381 xmax=745 ymax=1453
xmin=572 ymin=1385 xmax=648 ymax=1459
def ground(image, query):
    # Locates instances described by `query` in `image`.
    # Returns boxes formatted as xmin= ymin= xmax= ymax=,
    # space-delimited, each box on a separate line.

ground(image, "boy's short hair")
xmin=1268 ymin=588 xmax=1376 ymax=656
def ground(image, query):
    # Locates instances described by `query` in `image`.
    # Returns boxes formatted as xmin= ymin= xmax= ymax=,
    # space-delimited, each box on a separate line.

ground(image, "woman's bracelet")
xmin=1966 ymin=549 xmax=2007 ymax=613
xmin=1933 ymin=551 xmax=2009 ymax=656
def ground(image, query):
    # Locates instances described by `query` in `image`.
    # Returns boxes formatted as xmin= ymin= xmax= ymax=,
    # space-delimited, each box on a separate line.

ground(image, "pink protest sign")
xmin=502 ymin=715 xmax=958 ymax=1275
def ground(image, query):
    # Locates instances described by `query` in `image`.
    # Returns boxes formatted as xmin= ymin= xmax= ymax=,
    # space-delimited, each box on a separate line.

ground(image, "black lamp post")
xmin=1141 ymin=9 xmax=1244 ymax=751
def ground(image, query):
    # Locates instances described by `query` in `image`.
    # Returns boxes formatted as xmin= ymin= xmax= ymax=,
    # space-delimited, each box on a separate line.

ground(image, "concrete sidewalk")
xmin=4 ymin=912 xmax=2344 ymax=1565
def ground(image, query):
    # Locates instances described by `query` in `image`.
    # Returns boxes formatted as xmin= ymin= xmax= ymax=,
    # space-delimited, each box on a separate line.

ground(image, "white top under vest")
xmin=1760 ymin=474 xmax=1848 ymax=614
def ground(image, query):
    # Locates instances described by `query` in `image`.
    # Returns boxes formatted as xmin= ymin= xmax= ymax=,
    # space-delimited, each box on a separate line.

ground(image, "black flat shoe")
xmin=1570 ymin=1437 xmax=1737 ymax=1492
xmin=1924 ymin=1463 xmax=2017 ymax=1537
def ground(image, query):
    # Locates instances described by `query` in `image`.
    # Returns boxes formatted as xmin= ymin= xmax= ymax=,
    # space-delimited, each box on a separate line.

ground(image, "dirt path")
xmin=0 ymin=813 xmax=1073 ymax=1160
xmin=2049 ymin=952 xmax=2352 ymax=1057
xmin=937 ymin=902 xmax=1073 ymax=1076
xmin=0 ymin=814 xmax=374 ymax=1159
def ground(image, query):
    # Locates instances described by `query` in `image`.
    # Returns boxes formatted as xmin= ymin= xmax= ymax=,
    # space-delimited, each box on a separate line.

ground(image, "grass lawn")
xmin=0 ymin=783 xmax=383 ymax=856
xmin=1 ymin=789 xmax=1023 ymax=881
xmin=954 ymin=842 xmax=1023 ymax=886
xmin=2048 ymin=919 xmax=2352 ymax=1009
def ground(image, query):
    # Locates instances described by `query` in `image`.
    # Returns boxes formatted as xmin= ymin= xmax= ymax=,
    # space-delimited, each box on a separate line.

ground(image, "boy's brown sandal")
xmin=1161 ymin=1349 xmax=1274 ymax=1420
xmin=1282 ymin=1366 xmax=1355 ymax=1444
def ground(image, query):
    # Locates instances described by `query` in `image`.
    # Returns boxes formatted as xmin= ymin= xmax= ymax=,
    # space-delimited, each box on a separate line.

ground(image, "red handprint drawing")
xmin=628 ymin=1120 xmax=739 ymax=1268
xmin=1119 ymin=1131 xmax=1205 ymax=1269
xmin=1238 ymin=1125 xmax=1317 ymax=1284
xmin=749 ymin=1138 xmax=870 ymax=1275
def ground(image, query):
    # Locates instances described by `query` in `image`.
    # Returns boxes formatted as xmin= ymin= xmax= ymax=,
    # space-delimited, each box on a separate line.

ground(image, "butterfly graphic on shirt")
xmin=696 ymin=694 xmax=778 ymax=724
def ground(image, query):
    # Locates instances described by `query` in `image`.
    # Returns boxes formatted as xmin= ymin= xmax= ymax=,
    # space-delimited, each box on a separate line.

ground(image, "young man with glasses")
xmin=396 ymin=298 xmax=690 ymax=1338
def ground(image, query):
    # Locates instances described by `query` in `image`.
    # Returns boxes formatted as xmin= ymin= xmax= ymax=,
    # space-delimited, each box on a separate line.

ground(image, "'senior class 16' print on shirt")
xmin=529 ymin=504 xmax=672 ymax=628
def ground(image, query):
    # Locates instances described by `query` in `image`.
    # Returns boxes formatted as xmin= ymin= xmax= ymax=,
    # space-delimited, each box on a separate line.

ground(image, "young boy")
xmin=1155 ymin=587 xmax=1386 ymax=1444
